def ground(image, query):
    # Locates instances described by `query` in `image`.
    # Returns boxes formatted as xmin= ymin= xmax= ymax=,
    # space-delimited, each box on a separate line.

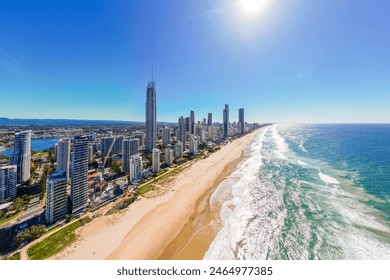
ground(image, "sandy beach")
xmin=55 ymin=130 xmax=258 ymax=260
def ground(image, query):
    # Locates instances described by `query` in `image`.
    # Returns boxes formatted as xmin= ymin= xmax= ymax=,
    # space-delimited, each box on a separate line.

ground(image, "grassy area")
xmin=2 ymin=252 xmax=21 ymax=260
xmin=137 ymin=166 xmax=185 ymax=196
xmin=0 ymin=212 xmax=22 ymax=226
xmin=137 ymin=184 xmax=156 ymax=195
xmin=27 ymin=217 xmax=92 ymax=260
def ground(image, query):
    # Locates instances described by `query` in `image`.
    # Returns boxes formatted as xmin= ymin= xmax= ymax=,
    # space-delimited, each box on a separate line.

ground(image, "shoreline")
xmin=56 ymin=130 xmax=259 ymax=260
xmin=157 ymin=151 xmax=246 ymax=259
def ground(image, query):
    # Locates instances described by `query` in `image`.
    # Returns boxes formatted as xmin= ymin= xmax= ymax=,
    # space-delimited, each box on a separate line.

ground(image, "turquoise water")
xmin=205 ymin=124 xmax=390 ymax=260
xmin=0 ymin=138 xmax=58 ymax=156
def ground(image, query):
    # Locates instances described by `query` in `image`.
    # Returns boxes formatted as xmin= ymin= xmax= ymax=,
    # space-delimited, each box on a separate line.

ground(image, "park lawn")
xmin=2 ymin=252 xmax=20 ymax=260
xmin=27 ymin=217 xmax=91 ymax=260
xmin=137 ymin=166 xmax=184 ymax=196
xmin=137 ymin=184 xmax=156 ymax=195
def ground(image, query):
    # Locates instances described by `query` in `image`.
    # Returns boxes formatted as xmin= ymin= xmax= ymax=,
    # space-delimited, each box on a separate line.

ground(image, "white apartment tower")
xmin=162 ymin=125 xmax=171 ymax=148
xmin=190 ymin=138 xmax=199 ymax=156
xmin=0 ymin=165 xmax=17 ymax=201
xmin=70 ymin=136 xmax=89 ymax=214
xmin=45 ymin=170 xmax=68 ymax=224
xmin=152 ymin=148 xmax=160 ymax=173
xmin=9 ymin=130 xmax=31 ymax=184
xmin=56 ymin=138 xmax=71 ymax=182
xmin=164 ymin=148 xmax=174 ymax=166
xmin=122 ymin=138 xmax=139 ymax=172
xmin=129 ymin=154 xmax=143 ymax=182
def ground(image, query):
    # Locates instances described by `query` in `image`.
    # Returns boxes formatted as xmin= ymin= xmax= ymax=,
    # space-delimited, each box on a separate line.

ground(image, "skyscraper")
xmin=9 ymin=130 xmax=31 ymax=184
xmin=190 ymin=137 xmax=198 ymax=156
xmin=177 ymin=116 xmax=186 ymax=148
xmin=162 ymin=125 xmax=171 ymax=148
xmin=132 ymin=131 xmax=145 ymax=147
xmin=146 ymin=80 xmax=157 ymax=152
xmin=101 ymin=137 xmax=114 ymax=158
xmin=113 ymin=136 xmax=124 ymax=154
xmin=174 ymin=142 xmax=183 ymax=159
xmin=208 ymin=113 xmax=213 ymax=127
xmin=223 ymin=104 xmax=230 ymax=138
xmin=0 ymin=165 xmax=17 ymax=201
xmin=207 ymin=126 xmax=214 ymax=141
xmin=164 ymin=147 xmax=174 ymax=166
xmin=185 ymin=117 xmax=190 ymax=133
xmin=129 ymin=154 xmax=143 ymax=182
xmin=56 ymin=138 xmax=70 ymax=182
xmin=152 ymin=148 xmax=160 ymax=173
xmin=88 ymin=144 xmax=94 ymax=163
xmin=70 ymin=136 xmax=89 ymax=214
xmin=45 ymin=170 xmax=68 ymax=224
xmin=190 ymin=110 xmax=195 ymax=134
xmin=239 ymin=108 xmax=245 ymax=135
xmin=122 ymin=137 xmax=139 ymax=172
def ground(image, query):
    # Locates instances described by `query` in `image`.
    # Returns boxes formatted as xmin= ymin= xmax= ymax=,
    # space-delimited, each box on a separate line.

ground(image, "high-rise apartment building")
xmin=113 ymin=136 xmax=124 ymax=154
xmin=207 ymin=113 xmax=213 ymax=126
xmin=152 ymin=148 xmax=160 ymax=173
xmin=162 ymin=125 xmax=171 ymax=148
xmin=132 ymin=131 xmax=145 ymax=147
xmin=56 ymin=138 xmax=70 ymax=182
xmin=101 ymin=137 xmax=114 ymax=158
xmin=177 ymin=116 xmax=186 ymax=148
xmin=174 ymin=142 xmax=183 ymax=159
xmin=185 ymin=117 xmax=190 ymax=133
xmin=70 ymin=136 xmax=89 ymax=214
xmin=207 ymin=126 xmax=214 ymax=141
xmin=122 ymin=137 xmax=139 ymax=172
xmin=239 ymin=108 xmax=245 ymax=135
xmin=9 ymin=130 xmax=31 ymax=184
xmin=146 ymin=81 xmax=157 ymax=152
xmin=45 ymin=170 xmax=68 ymax=224
xmin=190 ymin=138 xmax=198 ymax=156
xmin=0 ymin=165 xmax=17 ymax=201
xmin=88 ymin=144 xmax=94 ymax=163
xmin=223 ymin=104 xmax=230 ymax=138
xmin=164 ymin=148 xmax=174 ymax=166
xmin=190 ymin=110 xmax=195 ymax=134
xmin=129 ymin=154 xmax=143 ymax=182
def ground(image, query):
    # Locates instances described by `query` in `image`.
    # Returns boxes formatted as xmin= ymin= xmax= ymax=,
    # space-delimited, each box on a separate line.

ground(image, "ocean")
xmin=204 ymin=124 xmax=390 ymax=260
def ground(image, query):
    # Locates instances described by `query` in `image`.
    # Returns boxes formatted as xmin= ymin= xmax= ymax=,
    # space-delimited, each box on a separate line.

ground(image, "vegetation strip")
xmin=27 ymin=217 xmax=92 ymax=260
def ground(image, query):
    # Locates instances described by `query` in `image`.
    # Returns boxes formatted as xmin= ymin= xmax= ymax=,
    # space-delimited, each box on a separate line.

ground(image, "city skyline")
xmin=1 ymin=0 xmax=390 ymax=124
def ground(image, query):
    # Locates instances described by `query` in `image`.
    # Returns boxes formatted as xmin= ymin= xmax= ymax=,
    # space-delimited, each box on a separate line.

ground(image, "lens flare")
xmin=240 ymin=0 xmax=269 ymax=16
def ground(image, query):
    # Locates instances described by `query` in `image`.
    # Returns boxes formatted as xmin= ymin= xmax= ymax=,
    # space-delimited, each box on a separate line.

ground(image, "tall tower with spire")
xmin=223 ymin=104 xmax=230 ymax=138
xmin=145 ymin=69 xmax=157 ymax=152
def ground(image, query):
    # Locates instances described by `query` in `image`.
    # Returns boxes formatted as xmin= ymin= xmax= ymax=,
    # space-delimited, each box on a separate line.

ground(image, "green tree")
xmin=110 ymin=160 xmax=121 ymax=174
xmin=14 ymin=225 xmax=46 ymax=246
xmin=47 ymin=149 xmax=55 ymax=165
xmin=11 ymin=197 xmax=25 ymax=212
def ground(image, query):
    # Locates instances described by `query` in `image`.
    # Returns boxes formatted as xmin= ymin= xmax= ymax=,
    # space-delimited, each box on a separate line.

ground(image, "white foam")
xmin=204 ymin=127 xmax=270 ymax=260
xmin=206 ymin=124 xmax=390 ymax=260
xmin=271 ymin=126 xmax=289 ymax=159
xmin=319 ymin=172 xmax=340 ymax=185
xmin=299 ymin=141 xmax=308 ymax=153
xmin=297 ymin=160 xmax=308 ymax=166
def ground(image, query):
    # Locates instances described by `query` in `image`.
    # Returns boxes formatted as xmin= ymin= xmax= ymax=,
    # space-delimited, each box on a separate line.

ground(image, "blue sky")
xmin=0 ymin=0 xmax=389 ymax=123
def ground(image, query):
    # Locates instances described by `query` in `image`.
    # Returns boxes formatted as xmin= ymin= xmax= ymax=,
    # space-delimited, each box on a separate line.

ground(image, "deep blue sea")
xmin=0 ymin=138 xmax=58 ymax=156
xmin=205 ymin=124 xmax=390 ymax=260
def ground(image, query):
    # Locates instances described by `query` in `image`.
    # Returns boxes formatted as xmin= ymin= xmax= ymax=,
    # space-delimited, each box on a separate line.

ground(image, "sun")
xmin=239 ymin=0 xmax=269 ymax=16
